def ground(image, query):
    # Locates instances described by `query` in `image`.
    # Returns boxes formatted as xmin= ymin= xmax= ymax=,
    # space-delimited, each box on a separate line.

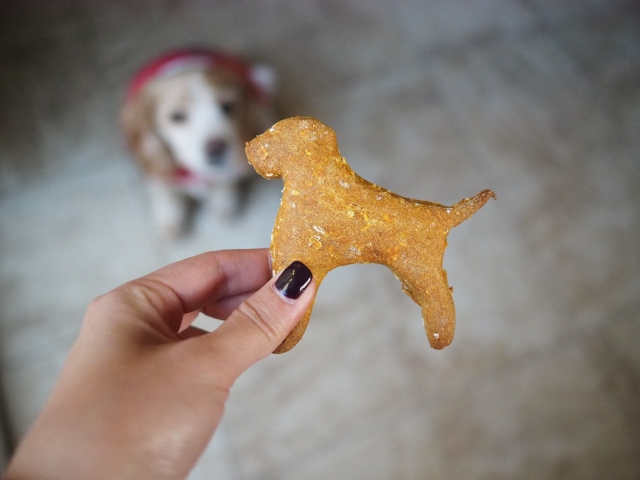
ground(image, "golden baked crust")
xmin=246 ymin=117 xmax=495 ymax=353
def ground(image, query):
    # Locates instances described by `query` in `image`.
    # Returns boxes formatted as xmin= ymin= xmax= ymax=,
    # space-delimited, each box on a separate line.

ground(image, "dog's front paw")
xmin=148 ymin=182 xmax=189 ymax=239
xmin=158 ymin=219 xmax=187 ymax=240
xmin=209 ymin=184 xmax=241 ymax=219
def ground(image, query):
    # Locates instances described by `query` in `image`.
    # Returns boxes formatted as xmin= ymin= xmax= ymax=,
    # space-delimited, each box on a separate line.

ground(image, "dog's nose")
xmin=206 ymin=139 xmax=228 ymax=165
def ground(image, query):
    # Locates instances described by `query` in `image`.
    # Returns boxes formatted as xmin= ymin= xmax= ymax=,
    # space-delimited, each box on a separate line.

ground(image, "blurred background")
xmin=1 ymin=0 xmax=639 ymax=478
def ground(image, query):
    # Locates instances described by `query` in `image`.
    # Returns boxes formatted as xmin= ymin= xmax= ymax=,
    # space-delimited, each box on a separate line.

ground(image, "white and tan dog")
xmin=121 ymin=49 xmax=276 ymax=237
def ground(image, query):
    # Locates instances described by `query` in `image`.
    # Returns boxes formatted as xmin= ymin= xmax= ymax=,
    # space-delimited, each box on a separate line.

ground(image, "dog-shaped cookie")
xmin=246 ymin=117 xmax=495 ymax=353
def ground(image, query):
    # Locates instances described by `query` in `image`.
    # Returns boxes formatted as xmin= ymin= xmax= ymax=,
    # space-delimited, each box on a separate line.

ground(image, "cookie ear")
xmin=121 ymin=92 xmax=175 ymax=176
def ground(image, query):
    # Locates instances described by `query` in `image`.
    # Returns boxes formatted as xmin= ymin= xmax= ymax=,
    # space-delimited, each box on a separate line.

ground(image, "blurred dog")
xmin=121 ymin=49 xmax=276 ymax=237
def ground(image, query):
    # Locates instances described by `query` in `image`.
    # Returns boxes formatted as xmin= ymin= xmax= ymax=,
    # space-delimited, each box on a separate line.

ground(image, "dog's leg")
xmin=147 ymin=181 xmax=188 ymax=238
xmin=208 ymin=183 xmax=241 ymax=219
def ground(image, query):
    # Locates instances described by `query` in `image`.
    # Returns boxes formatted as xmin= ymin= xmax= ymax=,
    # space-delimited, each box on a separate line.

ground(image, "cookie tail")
xmin=449 ymin=189 xmax=496 ymax=228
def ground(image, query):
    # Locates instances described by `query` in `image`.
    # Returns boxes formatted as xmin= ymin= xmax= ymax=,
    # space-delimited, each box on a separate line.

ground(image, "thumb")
xmin=203 ymin=261 xmax=315 ymax=385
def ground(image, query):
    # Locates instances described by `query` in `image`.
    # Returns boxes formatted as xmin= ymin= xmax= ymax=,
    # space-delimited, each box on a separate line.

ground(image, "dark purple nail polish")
xmin=275 ymin=261 xmax=312 ymax=300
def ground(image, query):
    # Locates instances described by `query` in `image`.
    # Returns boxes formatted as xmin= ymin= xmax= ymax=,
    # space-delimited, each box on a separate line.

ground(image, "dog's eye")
xmin=170 ymin=110 xmax=188 ymax=124
xmin=220 ymin=101 xmax=236 ymax=116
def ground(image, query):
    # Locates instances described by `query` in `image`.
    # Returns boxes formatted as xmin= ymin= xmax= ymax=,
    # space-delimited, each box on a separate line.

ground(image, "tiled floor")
xmin=1 ymin=1 xmax=639 ymax=478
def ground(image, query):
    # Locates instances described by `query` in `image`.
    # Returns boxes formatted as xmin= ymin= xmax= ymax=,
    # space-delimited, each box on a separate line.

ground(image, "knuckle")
xmin=120 ymin=278 xmax=177 ymax=316
xmin=84 ymin=278 xmax=181 ymax=336
xmin=235 ymin=300 xmax=279 ymax=343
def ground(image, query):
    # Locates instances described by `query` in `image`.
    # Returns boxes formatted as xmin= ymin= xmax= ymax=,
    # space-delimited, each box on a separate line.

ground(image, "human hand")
xmin=4 ymin=249 xmax=315 ymax=480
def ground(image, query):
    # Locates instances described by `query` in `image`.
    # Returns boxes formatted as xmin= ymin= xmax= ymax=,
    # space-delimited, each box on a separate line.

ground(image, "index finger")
xmin=147 ymin=248 xmax=272 ymax=313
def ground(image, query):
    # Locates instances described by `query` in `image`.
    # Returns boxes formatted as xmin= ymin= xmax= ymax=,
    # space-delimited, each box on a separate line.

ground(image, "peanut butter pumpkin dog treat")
xmin=246 ymin=117 xmax=495 ymax=353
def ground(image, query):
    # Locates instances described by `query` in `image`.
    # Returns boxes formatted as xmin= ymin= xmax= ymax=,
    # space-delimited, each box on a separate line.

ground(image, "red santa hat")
xmin=126 ymin=48 xmax=272 ymax=104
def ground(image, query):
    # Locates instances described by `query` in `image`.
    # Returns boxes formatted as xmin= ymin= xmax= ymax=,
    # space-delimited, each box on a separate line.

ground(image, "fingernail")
xmin=274 ymin=261 xmax=312 ymax=300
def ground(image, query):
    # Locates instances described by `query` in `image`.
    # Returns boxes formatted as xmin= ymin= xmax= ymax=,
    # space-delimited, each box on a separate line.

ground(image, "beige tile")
xmin=0 ymin=162 xmax=161 ymax=368
xmin=0 ymin=42 xmax=127 ymax=193
xmin=501 ymin=192 xmax=636 ymax=347
xmin=0 ymin=437 xmax=6 ymax=473
xmin=558 ymin=14 xmax=640 ymax=83
xmin=427 ymin=33 xmax=611 ymax=181
xmin=429 ymin=340 xmax=640 ymax=479
xmin=244 ymin=0 xmax=410 ymax=114
xmin=588 ymin=311 xmax=640 ymax=441
xmin=243 ymin=337 xmax=640 ymax=480
xmin=601 ymin=67 xmax=640 ymax=154
xmin=308 ymin=67 xmax=491 ymax=202
xmin=266 ymin=407 xmax=445 ymax=480
xmin=498 ymin=150 xmax=639 ymax=334
xmin=524 ymin=0 xmax=637 ymax=25
xmin=602 ymin=309 xmax=640 ymax=373
xmin=1 ymin=349 xmax=68 ymax=439
xmin=394 ymin=0 xmax=537 ymax=49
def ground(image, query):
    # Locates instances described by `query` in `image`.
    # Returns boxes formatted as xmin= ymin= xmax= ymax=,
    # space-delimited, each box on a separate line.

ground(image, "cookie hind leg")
xmin=420 ymin=275 xmax=456 ymax=350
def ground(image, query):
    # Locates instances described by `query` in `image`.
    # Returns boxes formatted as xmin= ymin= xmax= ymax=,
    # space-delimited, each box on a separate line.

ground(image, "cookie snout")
xmin=245 ymin=137 xmax=278 ymax=178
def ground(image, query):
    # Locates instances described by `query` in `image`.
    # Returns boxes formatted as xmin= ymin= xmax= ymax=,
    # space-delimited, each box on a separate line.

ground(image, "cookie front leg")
xmin=271 ymin=253 xmax=316 ymax=353
xmin=270 ymin=243 xmax=328 ymax=353
xmin=273 ymin=304 xmax=315 ymax=353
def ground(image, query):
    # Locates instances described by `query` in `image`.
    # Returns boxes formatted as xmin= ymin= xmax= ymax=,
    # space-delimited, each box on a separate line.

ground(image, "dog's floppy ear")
xmin=250 ymin=64 xmax=277 ymax=99
xmin=121 ymin=92 xmax=175 ymax=176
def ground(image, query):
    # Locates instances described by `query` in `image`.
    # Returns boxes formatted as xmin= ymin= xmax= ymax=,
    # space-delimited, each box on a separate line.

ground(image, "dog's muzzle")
xmin=206 ymin=139 xmax=228 ymax=165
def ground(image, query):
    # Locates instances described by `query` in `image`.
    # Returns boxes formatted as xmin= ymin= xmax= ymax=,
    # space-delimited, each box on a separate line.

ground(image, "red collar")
xmin=127 ymin=48 xmax=268 ymax=103
xmin=170 ymin=166 xmax=209 ymax=187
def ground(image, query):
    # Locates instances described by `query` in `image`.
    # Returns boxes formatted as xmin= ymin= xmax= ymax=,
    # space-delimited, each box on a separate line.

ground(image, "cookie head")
xmin=245 ymin=117 xmax=339 ymax=179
